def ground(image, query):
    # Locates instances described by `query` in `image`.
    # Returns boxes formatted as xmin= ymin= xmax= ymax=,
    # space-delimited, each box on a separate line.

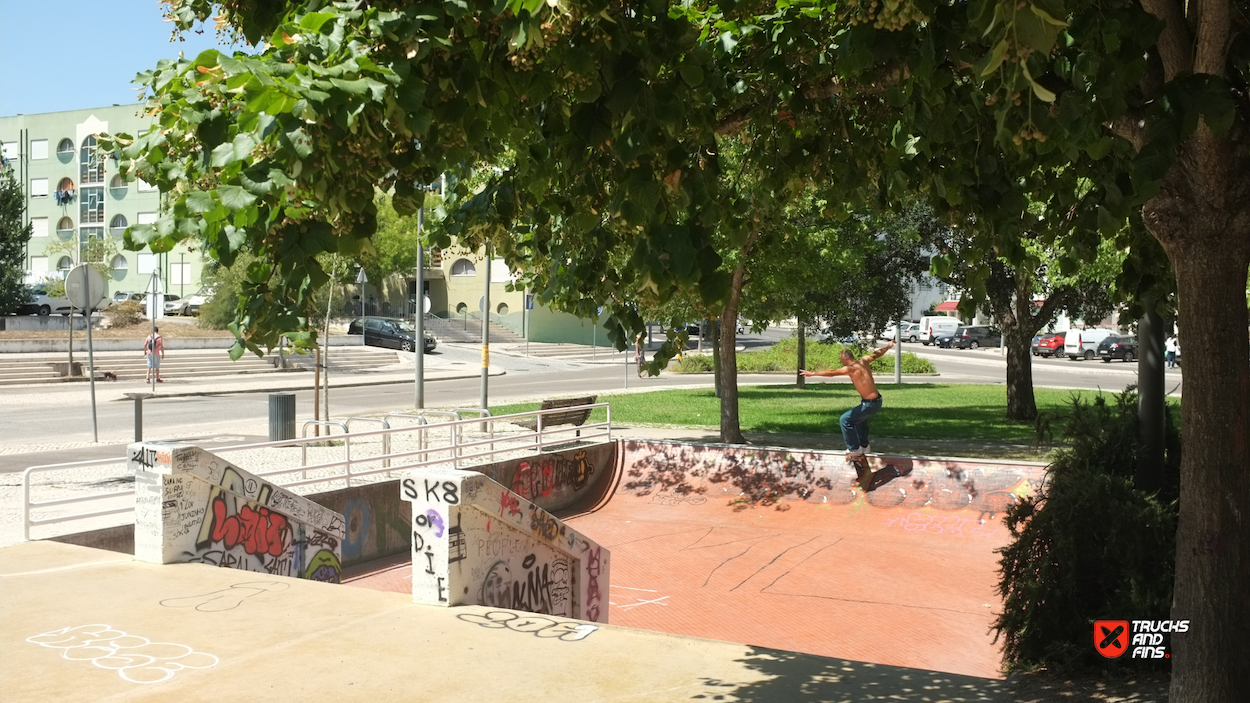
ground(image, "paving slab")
xmin=1 ymin=540 xmax=1012 ymax=702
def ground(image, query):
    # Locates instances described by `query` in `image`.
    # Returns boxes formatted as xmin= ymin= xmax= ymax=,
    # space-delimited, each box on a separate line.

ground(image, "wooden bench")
xmin=514 ymin=396 xmax=598 ymax=437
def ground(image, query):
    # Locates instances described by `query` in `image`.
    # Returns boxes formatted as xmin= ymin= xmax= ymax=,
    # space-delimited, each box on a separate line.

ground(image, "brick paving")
xmin=345 ymin=447 xmax=1027 ymax=680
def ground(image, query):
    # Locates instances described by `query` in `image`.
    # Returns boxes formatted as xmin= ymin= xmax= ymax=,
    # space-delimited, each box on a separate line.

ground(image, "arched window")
xmin=110 ymin=215 xmax=128 ymax=234
xmin=496 ymin=303 xmax=510 ymax=316
xmin=110 ymin=255 xmax=128 ymax=281
xmin=110 ymin=174 xmax=126 ymax=190
xmin=455 ymin=302 xmax=468 ymax=313
xmin=450 ymin=258 xmax=476 ymax=276
xmin=80 ymin=135 xmax=104 ymax=184
xmin=56 ymin=138 xmax=74 ymax=154
xmin=56 ymin=217 xmax=74 ymax=238
xmin=57 ymin=256 xmax=73 ymax=276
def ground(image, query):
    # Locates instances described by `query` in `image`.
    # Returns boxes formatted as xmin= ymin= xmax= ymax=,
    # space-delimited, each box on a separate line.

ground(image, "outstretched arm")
xmin=862 ymin=340 xmax=895 ymax=363
xmin=801 ymin=367 xmax=850 ymax=377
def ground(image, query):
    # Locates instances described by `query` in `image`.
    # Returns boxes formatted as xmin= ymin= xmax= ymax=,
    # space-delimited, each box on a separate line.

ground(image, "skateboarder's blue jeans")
xmin=841 ymin=395 xmax=882 ymax=452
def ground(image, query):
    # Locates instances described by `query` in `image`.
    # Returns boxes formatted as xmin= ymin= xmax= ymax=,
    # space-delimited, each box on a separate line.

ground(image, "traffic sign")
xmin=479 ymin=296 xmax=487 ymax=312
xmin=64 ymin=265 xmax=108 ymax=311
xmin=356 ymin=267 xmax=369 ymax=284
xmin=423 ymin=295 xmax=431 ymax=314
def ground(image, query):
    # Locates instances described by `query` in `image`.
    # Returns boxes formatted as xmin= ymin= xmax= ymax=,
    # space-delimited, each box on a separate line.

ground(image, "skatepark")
xmin=2 ymin=405 xmax=1044 ymax=701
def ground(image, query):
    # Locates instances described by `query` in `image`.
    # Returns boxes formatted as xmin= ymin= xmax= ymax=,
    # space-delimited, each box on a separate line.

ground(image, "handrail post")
xmin=22 ymin=470 xmax=33 ymax=542
xmin=537 ymin=412 xmax=544 ymax=453
xmin=345 ymin=434 xmax=352 ymax=487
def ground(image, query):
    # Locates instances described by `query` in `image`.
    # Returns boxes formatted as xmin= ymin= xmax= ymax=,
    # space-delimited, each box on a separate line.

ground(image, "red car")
xmin=1032 ymin=331 xmax=1066 ymax=357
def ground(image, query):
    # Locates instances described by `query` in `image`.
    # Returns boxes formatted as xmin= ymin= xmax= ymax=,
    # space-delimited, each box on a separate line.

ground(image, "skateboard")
xmin=847 ymin=454 xmax=913 ymax=492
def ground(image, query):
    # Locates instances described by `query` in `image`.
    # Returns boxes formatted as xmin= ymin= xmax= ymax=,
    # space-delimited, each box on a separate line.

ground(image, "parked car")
xmin=181 ymin=287 xmax=214 ymax=316
xmin=952 ymin=325 xmax=1001 ymax=349
xmin=112 ymin=291 xmax=137 ymax=304
xmin=352 ymin=317 xmax=436 ymax=352
xmin=20 ymin=287 xmax=75 ymax=316
xmin=1098 ymin=335 xmax=1139 ymax=362
xmin=162 ymin=295 xmax=183 ymax=315
xmin=918 ymin=316 xmax=961 ymax=345
xmin=1031 ymin=331 xmax=1066 ymax=357
xmin=1065 ymin=328 xmax=1117 ymax=360
xmin=881 ymin=322 xmax=919 ymax=342
xmin=934 ymin=330 xmax=959 ymax=348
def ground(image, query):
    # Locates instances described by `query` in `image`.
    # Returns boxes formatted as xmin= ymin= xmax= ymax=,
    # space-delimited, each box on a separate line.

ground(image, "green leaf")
xmin=185 ymin=191 xmax=217 ymax=213
xmin=330 ymin=78 xmax=369 ymax=95
xmin=979 ymin=40 xmax=1009 ymax=77
xmin=217 ymin=185 xmax=258 ymax=211
xmin=299 ymin=11 xmax=337 ymax=33
xmin=679 ymin=62 xmax=704 ymax=87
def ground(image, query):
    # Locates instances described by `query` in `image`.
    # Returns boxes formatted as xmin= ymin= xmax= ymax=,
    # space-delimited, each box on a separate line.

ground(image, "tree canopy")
xmin=0 ymin=168 xmax=32 ymax=315
xmin=109 ymin=1 xmax=1248 ymax=697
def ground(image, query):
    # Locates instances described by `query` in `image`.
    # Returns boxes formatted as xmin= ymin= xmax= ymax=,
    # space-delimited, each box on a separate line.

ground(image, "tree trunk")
xmin=796 ymin=320 xmax=806 ymax=389
xmin=1136 ymin=299 xmax=1166 ymax=493
xmin=1144 ymin=135 xmax=1250 ymax=699
xmin=718 ymin=265 xmax=747 ymax=444
xmin=1003 ymin=325 xmax=1037 ymax=421
xmin=712 ymin=319 xmax=723 ymax=398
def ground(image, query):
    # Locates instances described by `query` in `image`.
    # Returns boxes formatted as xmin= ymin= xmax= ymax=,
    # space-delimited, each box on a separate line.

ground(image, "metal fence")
xmin=21 ymin=402 xmax=611 ymax=542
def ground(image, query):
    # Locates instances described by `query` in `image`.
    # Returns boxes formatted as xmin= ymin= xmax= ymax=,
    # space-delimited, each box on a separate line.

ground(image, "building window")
xmin=31 ymin=217 xmax=48 ymax=238
xmin=56 ymin=217 xmax=74 ymax=238
xmin=57 ymin=139 xmax=74 ymax=155
xmin=80 ymin=135 xmax=105 ymax=185
xmin=81 ymin=187 xmax=105 ymax=224
xmin=57 ymin=256 xmax=74 ymax=277
xmin=30 ymin=139 xmax=48 ymax=160
xmin=170 ymin=262 xmax=191 ymax=285
xmin=30 ymin=256 xmax=48 ymax=274
xmin=110 ymin=255 xmax=128 ymax=281
xmin=136 ymin=177 xmax=157 ymax=192
xmin=450 ymin=259 xmax=476 ymax=276
xmin=30 ymin=178 xmax=48 ymax=198
xmin=54 ymin=177 xmax=75 ymax=205
xmin=2 ymin=142 xmax=17 ymax=161
xmin=109 ymin=174 xmax=127 ymax=191
xmin=455 ymin=302 xmax=468 ymax=314
xmin=137 ymin=253 xmax=157 ymax=275
xmin=79 ymin=228 xmax=105 ymax=262
xmin=110 ymin=214 xmax=128 ymax=235
xmin=496 ymin=303 xmax=509 ymax=316
xmin=137 ymin=212 xmax=157 ymax=225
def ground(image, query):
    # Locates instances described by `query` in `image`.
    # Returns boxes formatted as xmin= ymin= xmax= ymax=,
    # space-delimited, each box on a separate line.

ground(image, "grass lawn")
xmin=673 ymin=337 xmax=936 ymax=374
xmin=493 ymin=383 xmax=1177 ymax=446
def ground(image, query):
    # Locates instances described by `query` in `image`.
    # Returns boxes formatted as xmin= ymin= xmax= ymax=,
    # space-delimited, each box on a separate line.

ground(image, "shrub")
xmin=993 ymin=389 xmax=1180 ymax=672
xmin=670 ymin=337 xmax=937 ymax=374
xmin=105 ymin=301 xmax=145 ymax=328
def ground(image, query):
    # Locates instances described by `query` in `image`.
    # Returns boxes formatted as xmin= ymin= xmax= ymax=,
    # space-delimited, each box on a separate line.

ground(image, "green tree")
xmin=110 ymin=2 xmax=1248 ymax=694
xmin=39 ymin=233 xmax=122 ymax=300
xmin=0 ymin=168 xmax=32 ymax=314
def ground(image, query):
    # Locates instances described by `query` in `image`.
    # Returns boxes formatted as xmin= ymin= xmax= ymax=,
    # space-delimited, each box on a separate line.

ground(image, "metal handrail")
xmin=345 ymin=417 xmax=391 ymax=467
xmin=300 ymin=420 xmax=350 ymax=467
xmin=23 ymin=403 xmax=612 ymax=541
xmin=383 ymin=413 xmax=430 ymax=450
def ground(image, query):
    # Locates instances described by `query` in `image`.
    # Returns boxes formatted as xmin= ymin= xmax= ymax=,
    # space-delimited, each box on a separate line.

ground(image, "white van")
xmin=918 ymin=316 xmax=961 ymax=345
xmin=1064 ymin=328 xmax=1117 ymax=360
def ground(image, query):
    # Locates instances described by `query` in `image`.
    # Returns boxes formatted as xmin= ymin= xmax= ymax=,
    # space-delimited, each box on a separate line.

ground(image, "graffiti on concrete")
xmin=510 ymin=450 xmax=596 ymax=501
xmin=130 ymin=442 xmax=345 ymax=584
xmin=457 ymin=611 xmax=598 ymax=641
xmin=620 ymin=440 xmax=1041 ymax=519
xmin=885 ymin=513 xmax=1002 ymax=538
xmin=26 ymin=624 xmax=219 ymax=684
xmin=159 ymin=581 xmax=290 ymax=612
xmin=478 ymin=553 xmax=571 ymax=615
xmin=402 ymin=467 xmax=609 ymax=622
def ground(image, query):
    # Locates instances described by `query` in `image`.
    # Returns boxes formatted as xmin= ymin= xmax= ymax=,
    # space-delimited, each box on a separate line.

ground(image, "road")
xmin=0 ymin=334 xmax=1180 ymax=471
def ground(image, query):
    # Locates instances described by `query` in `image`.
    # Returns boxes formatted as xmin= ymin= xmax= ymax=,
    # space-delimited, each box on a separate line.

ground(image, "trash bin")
xmin=269 ymin=392 xmax=296 ymax=442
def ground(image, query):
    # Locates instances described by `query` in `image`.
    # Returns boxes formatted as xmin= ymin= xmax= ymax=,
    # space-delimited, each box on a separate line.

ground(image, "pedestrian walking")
xmin=144 ymin=327 xmax=165 ymax=383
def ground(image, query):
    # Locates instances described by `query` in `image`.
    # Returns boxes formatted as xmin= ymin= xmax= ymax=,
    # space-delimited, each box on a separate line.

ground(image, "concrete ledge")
xmin=0 ymin=335 xmax=366 ymax=354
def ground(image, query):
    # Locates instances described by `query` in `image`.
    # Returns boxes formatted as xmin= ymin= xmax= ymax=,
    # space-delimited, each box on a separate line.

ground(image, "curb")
xmin=101 ymin=368 xmax=508 ymax=401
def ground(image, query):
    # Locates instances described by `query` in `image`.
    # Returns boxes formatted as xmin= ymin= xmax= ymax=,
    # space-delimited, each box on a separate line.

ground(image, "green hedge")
xmin=673 ymin=337 xmax=936 ymax=374
xmin=993 ymin=390 xmax=1180 ymax=671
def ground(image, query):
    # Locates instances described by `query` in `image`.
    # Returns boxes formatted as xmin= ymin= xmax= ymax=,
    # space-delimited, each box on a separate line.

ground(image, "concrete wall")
xmin=0 ymin=334 xmax=364 ymax=354
xmin=129 ymin=442 xmax=346 ymax=583
xmin=48 ymin=442 xmax=616 ymax=571
xmin=0 ymin=315 xmax=103 ymax=331
xmin=527 ymin=306 xmax=615 ymax=346
xmin=401 ymin=467 xmax=610 ymax=623
xmin=617 ymin=440 xmax=1047 ymax=514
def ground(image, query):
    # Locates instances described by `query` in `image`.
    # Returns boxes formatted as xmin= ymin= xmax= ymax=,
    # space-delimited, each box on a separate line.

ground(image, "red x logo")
xmin=1094 ymin=620 xmax=1130 ymax=658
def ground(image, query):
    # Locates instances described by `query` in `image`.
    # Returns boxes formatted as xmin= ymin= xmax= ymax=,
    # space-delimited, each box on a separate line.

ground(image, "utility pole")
xmin=414 ymin=207 xmax=425 ymax=409
xmin=480 ymin=244 xmax=491 ymax=419
xmin=894 ymin=322 xmax=902 ymax=384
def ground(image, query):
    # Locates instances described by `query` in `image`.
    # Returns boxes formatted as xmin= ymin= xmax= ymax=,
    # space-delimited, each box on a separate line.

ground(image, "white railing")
xmin=21 ymin=403 xmax=611 ymax=542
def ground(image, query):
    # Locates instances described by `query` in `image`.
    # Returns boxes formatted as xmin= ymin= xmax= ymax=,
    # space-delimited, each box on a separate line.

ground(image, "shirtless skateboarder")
xmin=801 ymin=340 xmax=898 ymax=489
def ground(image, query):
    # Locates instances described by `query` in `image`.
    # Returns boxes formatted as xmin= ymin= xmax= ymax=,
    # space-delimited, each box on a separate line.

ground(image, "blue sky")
xmin=0 ymin=0 xmax=247 ymax=116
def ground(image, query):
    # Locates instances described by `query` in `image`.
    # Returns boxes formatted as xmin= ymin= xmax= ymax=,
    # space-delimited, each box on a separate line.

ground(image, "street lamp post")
xmin=414 ymin=207 xmax=425 ymax=410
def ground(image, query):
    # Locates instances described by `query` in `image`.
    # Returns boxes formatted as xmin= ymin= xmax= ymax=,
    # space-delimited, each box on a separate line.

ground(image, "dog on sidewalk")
xmin=102 ymin=371 xmax=118 ymax=381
